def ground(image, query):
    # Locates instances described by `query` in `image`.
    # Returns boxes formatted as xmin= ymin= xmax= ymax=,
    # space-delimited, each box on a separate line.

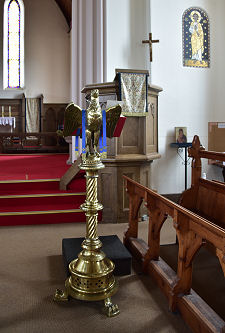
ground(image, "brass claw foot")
xmin=53 ymin=288 xmax=69 ymax=302
xmin=103 ymin=297 xmax=120 ymax=317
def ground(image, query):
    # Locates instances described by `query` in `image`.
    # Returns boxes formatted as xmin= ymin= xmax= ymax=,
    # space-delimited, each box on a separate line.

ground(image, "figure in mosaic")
xmin=189 ymin=11 xmax=204 ymax=62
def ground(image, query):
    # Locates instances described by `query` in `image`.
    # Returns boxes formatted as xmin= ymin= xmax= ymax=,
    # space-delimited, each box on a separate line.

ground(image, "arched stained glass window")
xmin=3 ymin=0 xmax=24 ymax=89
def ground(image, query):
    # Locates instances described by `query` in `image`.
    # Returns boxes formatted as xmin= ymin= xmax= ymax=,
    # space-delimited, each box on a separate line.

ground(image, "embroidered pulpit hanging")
xmin=116 ymin=70 xmax=149 ymax=116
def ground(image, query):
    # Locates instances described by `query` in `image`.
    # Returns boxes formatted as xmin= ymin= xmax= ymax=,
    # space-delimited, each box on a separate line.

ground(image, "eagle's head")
xmin=91 ymin=89 xmax=99 ymax=99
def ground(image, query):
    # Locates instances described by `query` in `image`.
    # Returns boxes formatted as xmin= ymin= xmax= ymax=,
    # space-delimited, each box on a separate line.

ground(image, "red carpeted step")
xmin=0 ymin=210 xmax=86 ymax=226
xmin=0 ymin=179 xmax=60 ymax=195
xmin=0 ymin=193 xmax=86 ymax=212
xmin=0 ymin=177 xmax=86 ymax=195
xmin=0 ymin=155 xmax=103 ymax=226
xmin=0 ymin=176 xmax=88 ymax=225
xmin=67 ymin=176 xmax=86 ymax=192
xmin=0 ymin=154 xmax=70 ymax=181
xmin=0 ymin=210 xmax=102 ymax=226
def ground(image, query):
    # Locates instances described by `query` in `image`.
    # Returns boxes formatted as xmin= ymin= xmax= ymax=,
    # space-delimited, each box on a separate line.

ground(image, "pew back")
xmin=196 ymin=179 xmax=225 ymax=227
xmin=181 ymin=178 xmax=225 ymax=228
xmin=180 ymin=135 xmax=225 ymax=229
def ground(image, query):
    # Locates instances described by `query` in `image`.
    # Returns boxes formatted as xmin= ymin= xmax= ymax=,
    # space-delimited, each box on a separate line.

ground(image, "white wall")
xmin=150 ymin=0 xmax=225 ymax=193
xmin=71 ymin=0 xmax=106 ymax=106
xmin=106 ymin=0 xmax=150 ymax=81
xmin=0 ymin=0 xmax=70 ymax=103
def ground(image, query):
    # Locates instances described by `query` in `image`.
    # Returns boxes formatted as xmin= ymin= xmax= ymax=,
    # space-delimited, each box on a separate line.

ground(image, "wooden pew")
xmin=123 ymin=136 xmax=225 ymax=333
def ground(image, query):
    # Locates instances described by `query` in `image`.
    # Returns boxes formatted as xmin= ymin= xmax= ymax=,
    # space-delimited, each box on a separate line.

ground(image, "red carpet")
xmin=0 ymin=154 xmax=70 ymax=180
xmin=0 ymin=154 xmax=88 ymax=226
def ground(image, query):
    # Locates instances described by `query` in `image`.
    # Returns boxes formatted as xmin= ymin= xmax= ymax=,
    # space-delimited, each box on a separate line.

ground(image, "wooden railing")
xmin=0 ymin=132 xmax=64 ymax=153
xmin=123 ymin=173 xmax=225 ymax=332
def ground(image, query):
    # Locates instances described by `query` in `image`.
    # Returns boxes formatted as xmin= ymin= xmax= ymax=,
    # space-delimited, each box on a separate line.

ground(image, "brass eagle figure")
xmin=58 ymin=89 xmax=122 ymax=155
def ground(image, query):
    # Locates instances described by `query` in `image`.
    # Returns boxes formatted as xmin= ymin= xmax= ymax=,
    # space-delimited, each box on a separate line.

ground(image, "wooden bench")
xmin=123 ymin=135 xmax=225 ymax=333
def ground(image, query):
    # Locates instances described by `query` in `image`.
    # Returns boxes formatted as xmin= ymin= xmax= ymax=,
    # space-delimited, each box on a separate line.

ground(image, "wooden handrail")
xmin=198 ymin=150 xmax=225 ymax=161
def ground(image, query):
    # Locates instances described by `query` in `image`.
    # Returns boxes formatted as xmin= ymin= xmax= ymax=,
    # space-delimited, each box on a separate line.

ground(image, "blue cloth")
xmin=99 ymin=129 xmax=103 ymax=154
xmin=75 ymin=128 xmax=80 ymax=156
xmin=82 ymin=109 xmax=86 ymax=158
xmin=102 ymin=110 xmax=107 ymax=158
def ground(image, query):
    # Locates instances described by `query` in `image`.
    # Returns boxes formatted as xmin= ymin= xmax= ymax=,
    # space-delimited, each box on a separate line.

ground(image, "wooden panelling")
xmin=0 ymin=97 xmax=68 ymax=153
xmin=98 ymin=161 xmax=151 ymax=223
xmin=0 ymin=99 xmax=23 ymax=132
xmin=98 ymin=167 xmax=117 ymax=223
xmin=146 ymin=94 xmax=158 ymax=154
xmin=42 ymin=104 xmax=66 ymax=132
xmin=122 ymin=172 xmax=135 ymax=211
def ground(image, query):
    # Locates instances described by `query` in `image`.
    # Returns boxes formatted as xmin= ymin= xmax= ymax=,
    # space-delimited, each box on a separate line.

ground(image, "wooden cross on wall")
xmin=142 ymin=33 xmax=159 ymax=62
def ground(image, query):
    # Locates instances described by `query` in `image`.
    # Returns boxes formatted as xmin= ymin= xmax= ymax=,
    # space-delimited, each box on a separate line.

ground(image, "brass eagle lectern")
xmin=54 ymin=90 xmax=122 ymax=317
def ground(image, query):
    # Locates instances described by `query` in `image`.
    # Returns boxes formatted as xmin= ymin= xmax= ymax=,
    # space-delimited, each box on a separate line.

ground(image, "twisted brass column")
xmin=54 ymin=153 xmax=119 ymax=317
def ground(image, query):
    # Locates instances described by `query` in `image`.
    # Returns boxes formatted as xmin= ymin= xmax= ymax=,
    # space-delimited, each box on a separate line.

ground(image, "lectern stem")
xmin=54 ymin=153 xmax=119 ymax=317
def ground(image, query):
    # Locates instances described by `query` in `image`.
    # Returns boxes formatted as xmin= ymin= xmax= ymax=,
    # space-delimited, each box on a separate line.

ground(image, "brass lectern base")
xmin=54 ymin=278 xmax=119 ymax=317
xmin=54 ymin=246 xmax=120 ymax=317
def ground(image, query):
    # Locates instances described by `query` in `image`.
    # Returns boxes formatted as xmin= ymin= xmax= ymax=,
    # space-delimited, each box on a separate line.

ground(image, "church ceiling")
xmin=54 ymin=0 xmax=72 ymax=29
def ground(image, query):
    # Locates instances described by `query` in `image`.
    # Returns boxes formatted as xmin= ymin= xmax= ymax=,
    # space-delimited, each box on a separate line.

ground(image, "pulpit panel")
xmin=146 ymin=89 xmax=159 ymax=154
xmin=98 ymin=167 xmax=117 ymax=223
xmin=117 ymin=164 xmax=149 ymax=222
xmin=117 ymin=117 xmax=144 ymax=155
xmin=122 ymin=172 xmax=135 ymax=210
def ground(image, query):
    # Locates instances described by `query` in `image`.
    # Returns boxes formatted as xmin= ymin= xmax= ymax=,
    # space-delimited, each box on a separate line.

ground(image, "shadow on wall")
xmin=150 ymin=129 xmax=192 ymax=194
xmin=126 ymin=0 xmax=148 ymax=69
xmin=206 ymin=164 xmax=224 ymax=182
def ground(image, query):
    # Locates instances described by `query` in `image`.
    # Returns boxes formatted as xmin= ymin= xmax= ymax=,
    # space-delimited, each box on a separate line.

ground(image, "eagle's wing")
xmin=62 ymin=102 xmax=82 ymax=137
xmin=105 ymin=105 xmax=122 ymax=138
